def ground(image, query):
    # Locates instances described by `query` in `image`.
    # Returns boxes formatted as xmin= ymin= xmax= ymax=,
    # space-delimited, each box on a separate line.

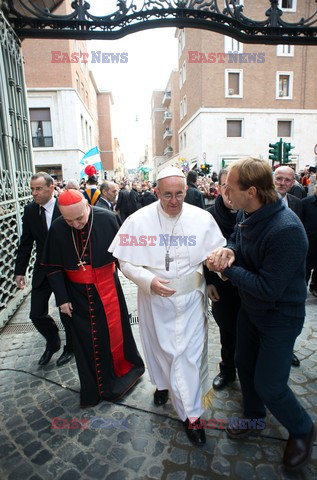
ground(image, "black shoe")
xmin=213 ymin=373 xmax=236 ymax=390
xmin=291 ymin=353 xmax=300 ymax=367
xmin=153 ymin=389 xmax=169 ymax=406
xmin=184 ymin=418 xmax=206 ymax=445
xmin=56 ymin=346 xmax=74 ymax=367
xmin=38 ymin=341 xmax=61 ymax=366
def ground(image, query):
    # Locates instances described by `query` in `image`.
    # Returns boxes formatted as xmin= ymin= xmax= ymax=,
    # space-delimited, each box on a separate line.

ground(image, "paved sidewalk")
xmin=0 ymin=275 xmax=316 ymax=480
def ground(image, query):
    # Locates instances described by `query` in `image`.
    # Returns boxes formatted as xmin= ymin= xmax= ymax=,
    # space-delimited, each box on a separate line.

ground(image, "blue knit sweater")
xmin=224 ymin=199 xmax=308 ymax=317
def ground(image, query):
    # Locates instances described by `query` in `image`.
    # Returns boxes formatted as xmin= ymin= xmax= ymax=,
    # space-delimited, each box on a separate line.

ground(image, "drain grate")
xmin=1 ymin=316 xmax=139 ymax=335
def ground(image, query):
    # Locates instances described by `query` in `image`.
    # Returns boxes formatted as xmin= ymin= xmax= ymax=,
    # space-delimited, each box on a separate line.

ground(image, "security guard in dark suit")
xmin=273 ymin=165 xmax=303 ymax=367
xmin=15 ymin=172 xmax=73 ymax=366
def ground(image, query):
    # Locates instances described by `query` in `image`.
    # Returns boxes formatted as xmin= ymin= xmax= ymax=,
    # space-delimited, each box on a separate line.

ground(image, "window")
xmin=276 ymin=72 xmax=293 ymax=99
xmin=183 ymin=96 xmax=187 ymax=116
xmin=224 ymin=36 xmax=243 ymax=54
xmin=178 ymin=36 xmax=182 ymax=59
xmin=227 ymin=120 xmax=242 ymax=137
xmin=178 ymin=30 xmax=186 ymax=58
xmin=278 ymin=0 xmax=296 ymax=12
xmin=81 ymin=115 xmax=85 ymax=148
xmin=180 ymin=134 xmax=183 ymax=150
xmin=81 ymin=82 xmax=85 ymax=99
xmin=85 ymin=90 xmax=89 ymax=106
xmin=180 ymin=101 xmax=183 ymax=119
xmin=277 ymin=44 xmax=294 ymax=56
xmin=182 ymin=61 xmax=186 ymax=84
xmin=80 ymin=50 xmax=84 ymax=72
xmin=85 ymin=120 xmax=89 ymax=148
xmin=30 ymin=108 xmax=53 ymax=147
xmin=277 ymin=120 xmax=292 ymax=137
xmin=76 ymin=72 xmax=80 ymax=92
xmin=225 ymin=70 xmax=243 ymax=97
xmin=181 ymin=30 xmax=185 ymax=50
xmin=179 ymin=69 xmax=182 ymax=88
xmin=183 ymin=132 xmax=187 ymax=148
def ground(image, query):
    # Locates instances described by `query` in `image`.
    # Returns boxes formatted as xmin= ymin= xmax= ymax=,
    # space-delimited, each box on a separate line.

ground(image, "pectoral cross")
xmin=77 ymin=260 xmax=86 ymax=271
xmin=165 ymin=253 xmax=174 ymax=271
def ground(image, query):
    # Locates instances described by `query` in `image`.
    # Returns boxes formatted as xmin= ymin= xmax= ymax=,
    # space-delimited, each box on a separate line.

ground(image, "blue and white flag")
xmin=80 ymin=146 xmax=102 ymax=178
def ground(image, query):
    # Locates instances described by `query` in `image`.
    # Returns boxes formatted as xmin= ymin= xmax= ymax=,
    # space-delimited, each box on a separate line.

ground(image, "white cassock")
xmin=109 ymin=201 xmax=225 ymax=421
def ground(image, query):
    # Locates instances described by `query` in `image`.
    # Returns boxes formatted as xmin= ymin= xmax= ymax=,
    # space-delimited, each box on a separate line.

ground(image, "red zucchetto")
xmin=58 ymin=189 xmax=84 ymax=206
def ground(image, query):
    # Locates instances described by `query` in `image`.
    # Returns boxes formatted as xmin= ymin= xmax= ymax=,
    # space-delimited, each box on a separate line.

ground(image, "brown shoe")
xmin=226 ymin=425 xmax=254 ymax=439
xmin=283 ymin=424 xmax=316 ymax=470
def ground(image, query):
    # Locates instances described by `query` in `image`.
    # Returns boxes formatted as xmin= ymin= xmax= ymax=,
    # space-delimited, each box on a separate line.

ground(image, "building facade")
xmin=151 ymin=0 xmax=317 ymax=176
xmin=21 ymin=2 xmax=118 ymax=181
xmin=177 ymin=0 xmax=317 ymax=173
xmin=151 ymin=70 xmax=180 ymax=177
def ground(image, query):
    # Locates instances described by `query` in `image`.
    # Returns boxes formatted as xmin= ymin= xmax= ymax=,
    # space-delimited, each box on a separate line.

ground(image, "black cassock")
xmin=42 ymin=206 xmax=144 ymax=407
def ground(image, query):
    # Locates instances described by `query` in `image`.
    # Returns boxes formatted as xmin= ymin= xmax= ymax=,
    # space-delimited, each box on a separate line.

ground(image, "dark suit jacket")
xmin=95 ymin=196 xmax=112 ymax=210
xmin=286 ymin=193 xmax=303 ymax=221
xmin=184 ymin=182 xmax=205 ymax=209
xmin=115 ymin=188 xmax=131 ymax=215
xmin=129 ymin=188 xmax=142 ymax=214
xmin=302 ymin=194 xmax=317 ymax=262
xmin=15 ymin=200 xmax=61 ymax=288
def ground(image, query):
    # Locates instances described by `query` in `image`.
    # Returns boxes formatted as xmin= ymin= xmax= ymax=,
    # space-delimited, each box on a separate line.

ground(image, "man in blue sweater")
xmin=207 ymin=158 xmax=315 ymax=471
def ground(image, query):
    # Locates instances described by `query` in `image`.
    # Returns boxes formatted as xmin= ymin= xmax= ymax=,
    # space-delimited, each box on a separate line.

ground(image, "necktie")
xmin=40 ymin=206 xmax=47 ymax=233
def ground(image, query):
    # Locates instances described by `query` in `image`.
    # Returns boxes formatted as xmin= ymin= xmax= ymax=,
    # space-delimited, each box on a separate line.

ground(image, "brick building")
xmin=152 ymin=0 xmax=317 ymax=175
xmin=22 ymin=2 xmax=120 ymax=181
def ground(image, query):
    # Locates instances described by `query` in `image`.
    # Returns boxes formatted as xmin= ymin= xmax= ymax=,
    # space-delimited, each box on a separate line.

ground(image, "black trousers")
xmin=235 ymin=307 xmax=313 ymax=436
xmin=212 ymin=281 xmax=240 ymax=376
xmin=30 ymin=277 xmax=72 ymax=349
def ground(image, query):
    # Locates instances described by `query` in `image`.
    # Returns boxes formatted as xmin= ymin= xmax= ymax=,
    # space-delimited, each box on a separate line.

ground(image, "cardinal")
xmin=42 ymin=189 xmax=144 ymax=407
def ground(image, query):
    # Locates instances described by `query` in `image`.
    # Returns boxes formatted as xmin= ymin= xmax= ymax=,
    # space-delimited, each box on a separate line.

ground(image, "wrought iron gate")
xmin=0 ymin=11 xmax=33 ymax=328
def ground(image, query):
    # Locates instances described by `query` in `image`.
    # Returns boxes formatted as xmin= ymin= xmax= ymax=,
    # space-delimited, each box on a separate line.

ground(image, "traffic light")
xmin=269 ymin=139 xmax=282 ymax=165
xmin=205 ymin=164 xmax=210 ymax=174
xmin=283 ymin=143 xmax=295 ymax=164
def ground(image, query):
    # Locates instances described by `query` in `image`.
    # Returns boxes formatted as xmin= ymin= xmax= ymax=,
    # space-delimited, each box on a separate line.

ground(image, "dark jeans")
xmin=212 ymin=281 xmax=240 ymax=376
xmin=30 ymin=278 xmax=72 ymax=349
xmin=235 ymin=307 xmax=313 ymax=436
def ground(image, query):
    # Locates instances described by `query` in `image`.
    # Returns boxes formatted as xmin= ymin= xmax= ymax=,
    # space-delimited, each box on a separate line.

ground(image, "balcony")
xmin=32 ymin=136 xmax=53 ymax=147
xmin=162 ymin=91 xmax=171 ymax=106
xmin=163 ymin=128 xmax=172 ymax=140
xmin=163 ymin=111 xmax=172 ymax=123
xmin=164 ymin=146 xmax=173 ymax=156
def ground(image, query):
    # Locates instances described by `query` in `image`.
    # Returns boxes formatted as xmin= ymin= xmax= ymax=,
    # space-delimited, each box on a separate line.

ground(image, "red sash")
xmin=65 ymin=263 xmax=133 ymax=377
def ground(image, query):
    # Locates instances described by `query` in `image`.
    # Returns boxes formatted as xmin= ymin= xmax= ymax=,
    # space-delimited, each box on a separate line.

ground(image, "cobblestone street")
xmin=0 ymin=275 xmax=316 ymax=480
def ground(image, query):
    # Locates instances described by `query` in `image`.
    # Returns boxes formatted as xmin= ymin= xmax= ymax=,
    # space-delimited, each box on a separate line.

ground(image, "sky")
xmin=87 ymin=2 xmax=179 ymax=169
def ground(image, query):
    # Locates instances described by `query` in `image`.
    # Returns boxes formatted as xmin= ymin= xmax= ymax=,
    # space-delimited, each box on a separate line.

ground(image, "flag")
xmin=80 ymin=146 xmax=102 ymax=178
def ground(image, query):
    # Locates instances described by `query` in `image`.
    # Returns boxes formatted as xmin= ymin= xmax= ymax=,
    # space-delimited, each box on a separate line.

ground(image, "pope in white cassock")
xmin=109 ymin=167 xmax=225 ymax=444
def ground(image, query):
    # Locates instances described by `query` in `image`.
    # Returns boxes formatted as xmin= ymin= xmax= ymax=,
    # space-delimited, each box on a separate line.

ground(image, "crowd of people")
xmin=13 ymin=158 xmax=317 ymax=471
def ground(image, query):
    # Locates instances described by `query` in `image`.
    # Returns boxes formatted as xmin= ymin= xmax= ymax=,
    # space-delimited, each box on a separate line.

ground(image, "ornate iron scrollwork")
xmin=3 ymin=0 xmax=317 ymax=44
